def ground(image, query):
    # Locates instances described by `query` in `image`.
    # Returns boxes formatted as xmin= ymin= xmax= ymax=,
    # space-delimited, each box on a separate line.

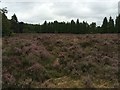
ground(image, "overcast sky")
xmin=0 ymin=0 xmax=120 ymax=26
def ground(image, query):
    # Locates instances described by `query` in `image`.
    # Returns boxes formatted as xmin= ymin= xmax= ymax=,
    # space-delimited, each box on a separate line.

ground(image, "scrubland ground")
xmin=2 ymin=34 xmax=120 ymax=88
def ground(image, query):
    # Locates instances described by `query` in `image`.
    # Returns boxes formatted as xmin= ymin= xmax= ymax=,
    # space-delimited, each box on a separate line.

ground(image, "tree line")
xmin=1 ymin=8 xmax=120 ymax=36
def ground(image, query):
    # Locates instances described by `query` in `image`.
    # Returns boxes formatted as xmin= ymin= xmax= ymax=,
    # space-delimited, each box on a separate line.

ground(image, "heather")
xmin=2 ymin=34 xmax=119 ymax=88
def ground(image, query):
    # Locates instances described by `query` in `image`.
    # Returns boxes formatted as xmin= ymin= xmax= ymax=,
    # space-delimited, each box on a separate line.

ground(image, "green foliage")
xmin=115 ymin=15 xmax=120 ymax=33
xmin=89 ymin=22 xmax=96 ymax=34
xmin=11 ymin=14 xmax=19 ymax=33
xmin=108 ymin=16 xmax=115 ymax=33
xmin=101 ymin=17 xmax=108 ymax=33
xmin=1 ymin=8 xmax=120 ymax=36
xmin=2 ymin=12 xmax=12 ymax=36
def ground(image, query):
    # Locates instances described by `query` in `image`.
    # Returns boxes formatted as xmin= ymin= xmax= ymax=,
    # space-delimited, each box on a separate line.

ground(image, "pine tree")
xmin=11 ymin=14 xmax=19 ymax=33
xmin=71 ymin=20 xmax=75 ymax=33
xmin=19 ymin=22 xmax=24 ymax=33
xmin=89 ymin=22 xmax=96 ymax=34
xmin=108 ymin=16 xmax=114 ymax=33
xmin=12 ymin=14 xmax=18 ymax=22
xmin=102 ymin=17 xmax=108 ymax=33
xmin=76 ymin=19 xmax=80 ymax=33
xmin=115 ymin=15 xmax=120 ymax=33
xmin=1 ymin=8 xmax=11 ymax=36
xmin=42 ymin=21 xmax=47 ymax=33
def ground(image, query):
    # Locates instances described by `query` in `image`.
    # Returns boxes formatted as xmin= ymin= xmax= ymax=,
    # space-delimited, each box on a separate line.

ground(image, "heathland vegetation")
xmin=2 ymin=34 xmax=119 ymax=88
xmin=1 ymin=7 xmax=120 ymax=88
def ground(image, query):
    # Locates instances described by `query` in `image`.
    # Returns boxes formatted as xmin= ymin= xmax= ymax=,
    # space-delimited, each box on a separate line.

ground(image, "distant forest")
xmin=1 ymin=8 xmax=120 ymax=36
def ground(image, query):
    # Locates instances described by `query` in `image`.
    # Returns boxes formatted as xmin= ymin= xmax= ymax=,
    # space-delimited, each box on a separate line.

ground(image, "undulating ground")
xmin=2 ymin=34 xmax=120 ymax=88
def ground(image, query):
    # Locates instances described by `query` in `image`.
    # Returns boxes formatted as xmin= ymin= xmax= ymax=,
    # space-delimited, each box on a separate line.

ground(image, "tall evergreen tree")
xmin=71 ymin=20 xmax=75 ymax=33
xmin=1 ymin=8 xmax=11 ymax=36
xmin=76 ymin=19 xmax=79 ymax=24
xmin=89 ymin=22 xmax=96 ymax=34
xmin=108 ymin=16 xmax=114 ymax=33
xmin=102 ymin=17 xmax=108 ymax=33
xmin=115 ymin=15 xmax=120 ymax=33
xmin=54 ymin=20 xmax=59 ymax=33
xmin=76 ymin=19 xmax=81 ymax=33
xmin=12 ymin=14 xmax=18 ymax=22
xmin=11 ymin=14 xmax=19 ymax=33
xmin=18 ymin=22 xmax=24 ymax=33
xmin=42 ymin=21 xmax=47 ymax=33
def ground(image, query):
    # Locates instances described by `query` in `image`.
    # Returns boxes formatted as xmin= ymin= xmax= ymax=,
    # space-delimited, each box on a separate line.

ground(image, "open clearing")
xmin=2 ymin=34 xmax=120 ymax=88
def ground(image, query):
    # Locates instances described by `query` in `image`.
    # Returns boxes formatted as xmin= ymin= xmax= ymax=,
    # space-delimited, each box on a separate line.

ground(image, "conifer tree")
xmin=102 ymin=17 xmax=108 ymax=33
xmin=108 ymin=16 xmax=114 ymax=33
xmin=11 ymin=14 xmax=19 ymax=33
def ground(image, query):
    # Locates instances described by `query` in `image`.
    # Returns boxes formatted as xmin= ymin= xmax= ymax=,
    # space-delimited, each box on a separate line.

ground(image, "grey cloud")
xmin=1 ymin=0 xmax=120 ymax=25
xmin=50 ymin=1 xmax=119 ymax=25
